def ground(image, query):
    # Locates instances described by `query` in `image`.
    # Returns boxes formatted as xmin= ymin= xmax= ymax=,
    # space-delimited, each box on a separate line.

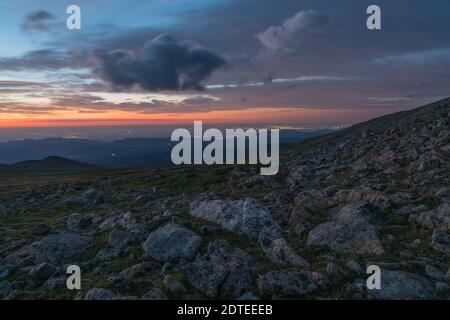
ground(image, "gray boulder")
xmin=35 ymin=233 xmax=94 ymax=265
xmin=425 ymin=265 xmax=446 ymax=281
xmin=185 ymin=240 xmax=255 ymax=298
xmin=142 ymin=224 xmax=201 ymax=262
xmin=307 ymin=203 xmax=384 ymax=255
xmin=108 ymin=230 xmax=139 ymax=249
xmin=190 ymin=198 xmax=282 ymax=240
xmin=191 ymin=198 xmax=307 ymax=265
xmin=367 ymin=270 xmax=435 ymax=299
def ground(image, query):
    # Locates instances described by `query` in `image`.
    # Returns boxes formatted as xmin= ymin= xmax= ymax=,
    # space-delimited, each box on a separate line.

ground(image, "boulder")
xmin=307 ymin=204 xmax=384 ymax=255
xmin=142 ymin=224 xmax=201 ymax=262
xmin=185 ymin=240 xmax=255 ymax=299
xmin=190 ymin=198 xmax=282 ymax=240
xmin=108 ymin=230 xmax=139 ymax=249
xmin=367 ymin=270 xmax=435 ymax=299
xmin=35 ymin=233 xmax=94 ymax=265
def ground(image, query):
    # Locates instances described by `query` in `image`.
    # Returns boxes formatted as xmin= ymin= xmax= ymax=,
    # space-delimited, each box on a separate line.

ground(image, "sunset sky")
xmin=0 ymin=0 xmax=449 ymax=133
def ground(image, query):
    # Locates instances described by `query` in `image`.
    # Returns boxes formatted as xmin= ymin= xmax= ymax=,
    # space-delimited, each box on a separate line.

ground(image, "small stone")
xmin=257 ymin=270 xmax=328 ymax=297
xmin=238 ymin=292 xmax=260 ymax=300
xmin=425 ymin=265 xmax=445 ymax=281
xmin=431 ymin=229 xmax=450 ymax=256
xmin=258 ymin=237 xmax=308 ymax=266
xmin=29 ymin=263 xmax=55 ymax=282
xmin=435 ymin=282 xmax=449 ymax=292
xmin=161 ymin=262 xmax=174 ymax=276
xmin=163 ymin=275 xmax=186 ymax=294
xmin=84 ymin=288 xmax=115 ymax=300
xmin=411 ymin=239 xmax=422 ymax=248
xmin=142 ymin=288 xmax=168 ymax=300
xmin=42 ymin=277 xmax=65 ymax=291
xmin=67 ymin=213 xmax=92 ymax=231
xmin=0 ymin=265 xmax=12 ymax=279
xmin=108 ymin=230 xmax=139 ymax=249
xmin=32 ymin=224 xmax=51 ymax=236
xmin=325 ymin=262 xmax=346 ymax=277
xmin=346 ymin=261 xmax=363 ymax=273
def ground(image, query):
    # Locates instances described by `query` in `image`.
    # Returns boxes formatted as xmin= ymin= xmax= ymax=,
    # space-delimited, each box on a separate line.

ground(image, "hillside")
xmin=0 ymin=98 xmax=449 ymax=300
xmin=0 ymin=156 xmax=109 ymax=187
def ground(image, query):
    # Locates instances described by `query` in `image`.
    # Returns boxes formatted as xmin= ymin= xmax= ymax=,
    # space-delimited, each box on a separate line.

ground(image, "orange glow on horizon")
xmin=0 ymin=107 xmax=384 ymax=128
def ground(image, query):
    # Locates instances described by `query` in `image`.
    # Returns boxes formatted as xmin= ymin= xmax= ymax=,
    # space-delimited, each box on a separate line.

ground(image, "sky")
xmin=0 ymin=0 xmax=449 ymax=135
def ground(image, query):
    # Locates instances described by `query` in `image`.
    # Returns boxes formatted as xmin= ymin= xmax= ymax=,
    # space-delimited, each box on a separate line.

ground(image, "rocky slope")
xmin=0 ymin=98 xmax=449 ymax=300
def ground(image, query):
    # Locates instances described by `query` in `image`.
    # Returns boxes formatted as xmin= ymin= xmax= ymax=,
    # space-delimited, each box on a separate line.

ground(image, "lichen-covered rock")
xmin=190 ymin=198 xmax=282 ymax=240
xmin=185 ymin=240 xmax=256 ymax=298
xmin=142 ymin=224 xmax=201 ymax=262
xmin=35 ymin=233 xmax=94 ymax=265
xmin=366 ymin=270 xmax=435 ymax=299
xmin=307 ymin=204 xmax=384 ymax=255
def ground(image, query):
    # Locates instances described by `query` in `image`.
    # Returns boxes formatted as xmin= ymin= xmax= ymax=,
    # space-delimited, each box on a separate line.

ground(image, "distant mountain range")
xmin=0 ymin=129 xmax=333 ymax=168
xmin=0 ymin=156 xmax=101 ymax=174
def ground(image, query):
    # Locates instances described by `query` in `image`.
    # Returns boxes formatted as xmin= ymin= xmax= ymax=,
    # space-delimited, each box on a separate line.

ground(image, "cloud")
xmin=94 ymin=34 xmax=227 ymax=91
xmin=0 ymin=81 xmax=49 ymax=88
xmin=182 ymin=96 xmax=219 ymax=105
xmin=256 ymin=10 xmax=328 ymax=51
xmin=22 ymin=10 xmax=55 ymax=32
xmin=206 ymin=75 xmax=346 ymax=89
xmin=0 ymin=49 xmax=90 ymax=71
xmin=373 ymin=48 xmax=450 ymax=65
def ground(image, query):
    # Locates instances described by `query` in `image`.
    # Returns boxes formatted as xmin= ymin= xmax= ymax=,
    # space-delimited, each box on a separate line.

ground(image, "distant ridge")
xmin=0 ymin=156 xmax=102 ymax=178
xmin=6 ymin=156 xmax=101 ymax=170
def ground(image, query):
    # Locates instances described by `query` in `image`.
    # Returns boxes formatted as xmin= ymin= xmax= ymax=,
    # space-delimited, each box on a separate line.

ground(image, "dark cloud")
xmin=22 ymin=10 xmax=55 ymax=32
xmin=94 ymin=34 xmax=227 ymax=91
